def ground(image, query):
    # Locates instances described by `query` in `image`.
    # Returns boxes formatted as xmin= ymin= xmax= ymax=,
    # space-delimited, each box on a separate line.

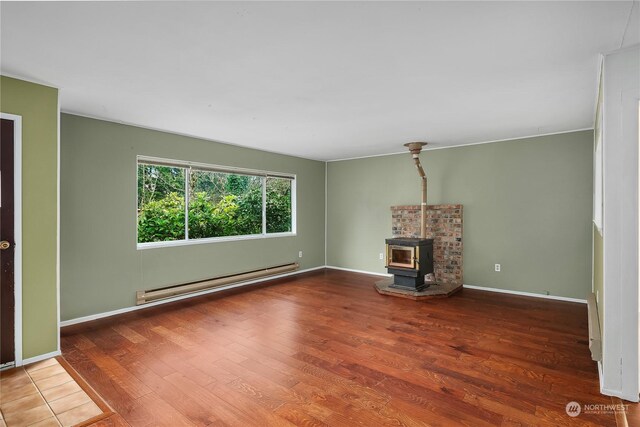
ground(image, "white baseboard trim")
xmin=21 ymin=350 xmax=62 ymax=367
xmin=325 ymin=265 xmax=391 ymax=277
xmin=60 ymin=266 xmax=587 ymax=328
xmin=325 ymin=267 xmax=587 ymax=303
xmin=60 ymin=265 xmax=326 ymax=327
xmin=463 ymin=284 xmax=587 ymax=304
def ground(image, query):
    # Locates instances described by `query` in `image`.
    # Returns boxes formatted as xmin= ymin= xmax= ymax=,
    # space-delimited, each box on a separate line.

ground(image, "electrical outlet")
xmin=495 ymin=264 xmax=501 ymax=272
xmin=379 ymin=253 xmax=384 ymax=260
xmin=298 ymin=251 xmax=303 ymax=258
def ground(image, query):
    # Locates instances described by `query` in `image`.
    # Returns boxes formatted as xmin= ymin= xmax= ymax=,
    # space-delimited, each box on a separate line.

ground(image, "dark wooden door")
xmin=1 ymin=118 xmax=15 ymax=366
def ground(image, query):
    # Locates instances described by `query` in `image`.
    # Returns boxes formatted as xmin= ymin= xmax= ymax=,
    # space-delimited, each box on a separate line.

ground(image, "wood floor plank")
xmin=162 ymin=372 xmax=257 ymax=426
xmin=125 ymin=392 xmax=196 ymax=427
xmin=87 ymin=413 xmax=131 ymax=427
xmin=273 ymin=403 xmax=329 ymax=427
xmin=59 ymin=269 xmax=633 ymax=427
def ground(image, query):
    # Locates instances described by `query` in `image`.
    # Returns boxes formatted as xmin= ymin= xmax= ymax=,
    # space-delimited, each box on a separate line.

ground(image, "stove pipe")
xmin=403 ymin=142 xmax=428 ymax=239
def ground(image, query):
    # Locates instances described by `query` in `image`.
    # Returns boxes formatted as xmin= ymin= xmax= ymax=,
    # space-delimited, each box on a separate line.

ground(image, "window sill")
xmin=137 ymin=232 xmax=297 ymax=250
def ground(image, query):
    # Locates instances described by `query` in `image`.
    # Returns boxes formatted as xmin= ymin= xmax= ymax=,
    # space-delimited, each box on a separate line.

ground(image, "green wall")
xmin=61 ymin=113 xmax=592 ymax=318
xmin=60 ymin=114 xmax=325 ymax=321
xmin=327 ymin=131 xmax=593 ymax=299
xmin=0 ymin=76 xmax=59 ymax=358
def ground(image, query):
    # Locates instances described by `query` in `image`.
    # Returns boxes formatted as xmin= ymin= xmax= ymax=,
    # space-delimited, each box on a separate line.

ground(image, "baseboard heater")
xmin=587 ymin=292 xmax=602 ymax=362
xmin=136 ymin=262 xmax=299 ymax=305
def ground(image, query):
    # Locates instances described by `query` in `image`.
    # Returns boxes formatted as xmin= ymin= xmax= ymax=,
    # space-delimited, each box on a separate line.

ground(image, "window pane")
xmin=137 ymin=164 xmax=186 ymax=243
xmin=188 ymin=171 xmax=262 ymax=239
xmin=266 ymin=177 xmax=292 ymax=233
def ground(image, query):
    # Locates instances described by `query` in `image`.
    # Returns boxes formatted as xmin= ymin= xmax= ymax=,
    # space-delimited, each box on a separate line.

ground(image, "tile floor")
xmin=0 ymin=358 xmax=102 ymax=427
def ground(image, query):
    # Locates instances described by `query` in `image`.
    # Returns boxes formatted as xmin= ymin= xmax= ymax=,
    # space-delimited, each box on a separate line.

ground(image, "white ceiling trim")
xmin=60 ymin=109 xmax=323 ymax=162
xmin=1 ymin=71 xmax=59 ymax=91
xmin=327 ymin=127 xmax=595 ymax=162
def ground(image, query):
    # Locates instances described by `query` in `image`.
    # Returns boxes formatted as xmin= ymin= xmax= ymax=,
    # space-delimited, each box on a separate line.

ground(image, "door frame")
xmin=1 ymin=112 xmax=22 ymax=367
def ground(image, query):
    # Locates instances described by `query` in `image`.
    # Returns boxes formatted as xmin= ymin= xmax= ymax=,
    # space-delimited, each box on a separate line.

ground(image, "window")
xmin=137 ymin=156 xmax=295 ymax=247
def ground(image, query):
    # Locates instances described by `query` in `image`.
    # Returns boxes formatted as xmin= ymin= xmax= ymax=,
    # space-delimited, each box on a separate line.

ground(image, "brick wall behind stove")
xmin=391 ymin=204 xmax=463 ymax=284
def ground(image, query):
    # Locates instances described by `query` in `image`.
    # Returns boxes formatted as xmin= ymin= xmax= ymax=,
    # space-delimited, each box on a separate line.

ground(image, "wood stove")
xmin=385 ymin=237 xmax=434 ymax=291
xmin=381 ymin=141 xmax=437 ymax=292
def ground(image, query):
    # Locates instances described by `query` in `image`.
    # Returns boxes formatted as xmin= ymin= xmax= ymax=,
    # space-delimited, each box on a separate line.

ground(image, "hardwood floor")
xmin=61 ymin=269 xmax=627 ymax=426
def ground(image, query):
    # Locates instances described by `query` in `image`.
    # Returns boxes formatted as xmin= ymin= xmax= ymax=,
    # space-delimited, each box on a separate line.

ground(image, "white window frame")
xmin=136 ymin=155 xmax=296 ymax=250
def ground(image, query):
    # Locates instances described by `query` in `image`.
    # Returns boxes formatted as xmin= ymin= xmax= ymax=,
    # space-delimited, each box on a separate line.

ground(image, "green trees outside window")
xmin=137 ymin=162 xmax=294 ymax=244
xmin=137 ymin=166 xmax=186 ymax=243
xmin=266 ymin=177 xmax=292 ymax=233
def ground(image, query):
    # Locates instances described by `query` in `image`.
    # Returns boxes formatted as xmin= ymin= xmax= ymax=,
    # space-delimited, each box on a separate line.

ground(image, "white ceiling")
xmin=1 ymin=2 xmax=638 ymax=161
